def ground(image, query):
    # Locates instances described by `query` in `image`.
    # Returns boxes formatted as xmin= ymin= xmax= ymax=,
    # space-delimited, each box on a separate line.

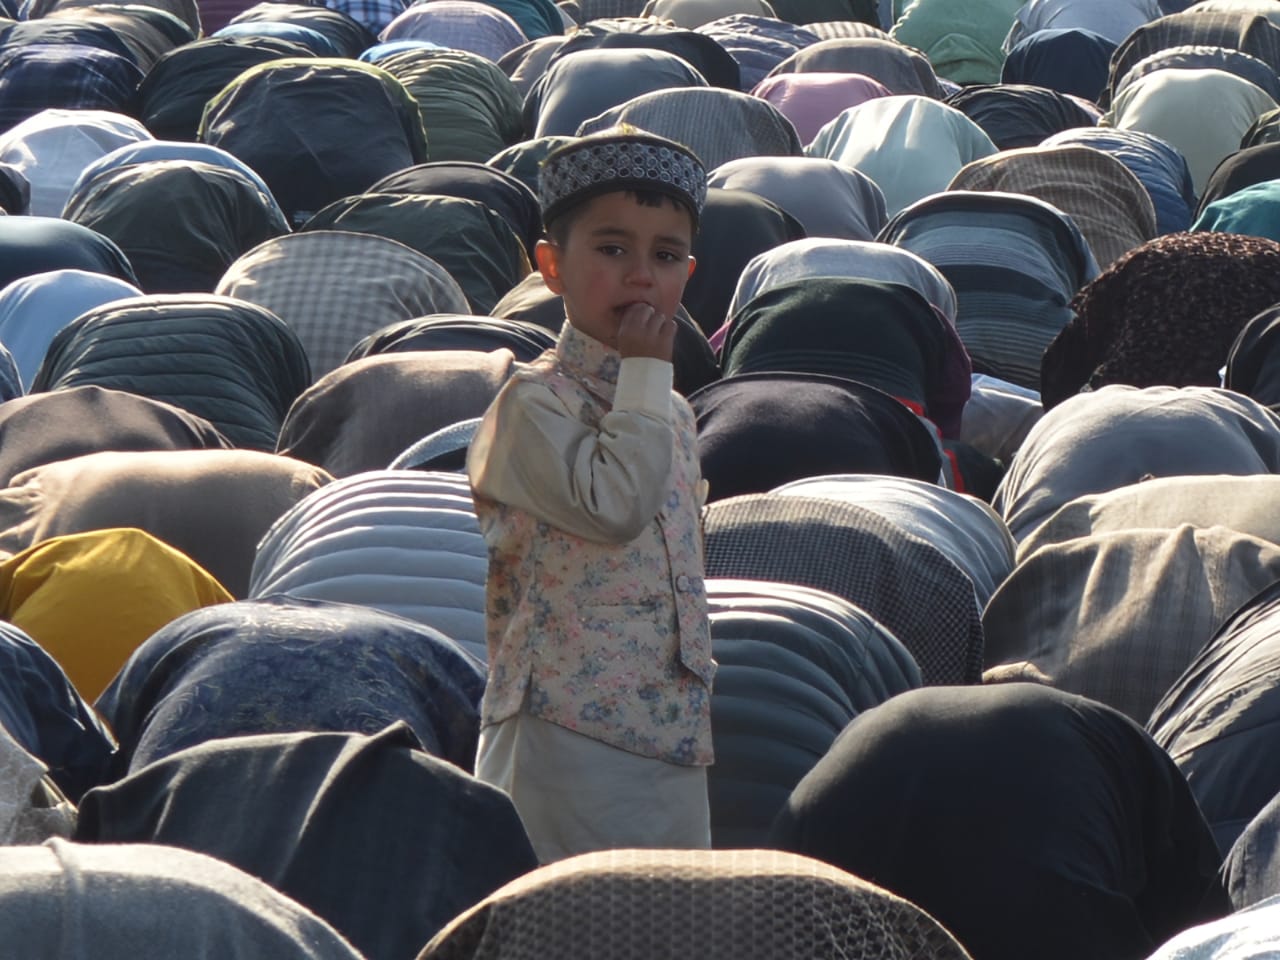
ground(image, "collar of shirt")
xmin=554 ymin=321 xmax=622 ymax=401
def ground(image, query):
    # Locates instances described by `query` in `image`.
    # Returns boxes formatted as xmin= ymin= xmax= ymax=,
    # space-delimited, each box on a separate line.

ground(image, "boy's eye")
xmin=598 ymin=245 xmax=625 ymax=256
xmin=657 ymin=251 xmax=681 ymax=263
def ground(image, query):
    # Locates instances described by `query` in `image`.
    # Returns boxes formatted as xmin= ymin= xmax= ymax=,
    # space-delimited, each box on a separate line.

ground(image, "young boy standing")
xmin=467 ymin=129 xmax=716 ymax=863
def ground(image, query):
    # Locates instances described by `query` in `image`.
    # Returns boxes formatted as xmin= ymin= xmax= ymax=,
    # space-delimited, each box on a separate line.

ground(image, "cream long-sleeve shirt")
xmin=468 ymin=354 xmax=676 ymax=544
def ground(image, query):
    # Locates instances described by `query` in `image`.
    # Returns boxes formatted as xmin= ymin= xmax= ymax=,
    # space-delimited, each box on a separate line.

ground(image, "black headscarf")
xmin=771 ymin=683 xmax=1231 ymax=960
xmin=722 ymin=278 xmax=949 ymax=425
xmin=691 ymin=372 xmax=943 ymax=503
xmin=943 ymin=83 xmax=1099 ymax=150
xmin=684 ymin=187 xmax=805 ymax=337
xmin=76 ymin=724 xmax=537 ymax=960
xmin=368 ymin=161 xmax=542 ymax=257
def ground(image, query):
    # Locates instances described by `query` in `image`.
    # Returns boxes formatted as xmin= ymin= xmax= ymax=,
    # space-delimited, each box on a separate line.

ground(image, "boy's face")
xmin=535 ymin=191 xmax=696 ymax=351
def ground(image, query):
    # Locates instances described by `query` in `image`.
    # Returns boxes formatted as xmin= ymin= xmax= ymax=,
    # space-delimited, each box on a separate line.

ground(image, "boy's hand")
xmin=617 ymin=303 xmax=675 ymax=362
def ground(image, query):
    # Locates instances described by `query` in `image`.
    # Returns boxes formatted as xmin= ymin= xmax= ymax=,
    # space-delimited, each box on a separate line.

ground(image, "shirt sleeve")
xmin=468 ymin=357 xmax=675 ymax=544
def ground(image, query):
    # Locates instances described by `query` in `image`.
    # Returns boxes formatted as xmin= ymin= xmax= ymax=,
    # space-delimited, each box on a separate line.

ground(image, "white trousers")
xmin=476 ymin=711 xmax=711 ymax=864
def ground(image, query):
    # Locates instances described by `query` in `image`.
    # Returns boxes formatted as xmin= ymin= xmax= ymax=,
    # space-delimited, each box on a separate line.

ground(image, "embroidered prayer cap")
xmin=537 ymin=126 xmax=707 ymax=229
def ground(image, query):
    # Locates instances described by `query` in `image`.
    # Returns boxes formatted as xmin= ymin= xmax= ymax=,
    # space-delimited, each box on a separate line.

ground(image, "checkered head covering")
xmin=538 ymin=127 xmax=707 ymax=229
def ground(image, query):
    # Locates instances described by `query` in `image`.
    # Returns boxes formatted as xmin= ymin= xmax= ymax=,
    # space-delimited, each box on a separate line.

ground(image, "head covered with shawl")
xmin=1041 ymin=231 xmax=1280 ymax=408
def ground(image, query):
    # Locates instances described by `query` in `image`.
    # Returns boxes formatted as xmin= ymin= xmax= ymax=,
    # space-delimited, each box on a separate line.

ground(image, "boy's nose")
xmin=626 ymin=258 xmax=655 ymax=285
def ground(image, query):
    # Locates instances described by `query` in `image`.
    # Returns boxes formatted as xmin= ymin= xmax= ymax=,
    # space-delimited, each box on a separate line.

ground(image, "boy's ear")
xmin=535 ymin=239 xmax=565 ymax=295
xmin=687 ymin=255 xmax=697 ymax=279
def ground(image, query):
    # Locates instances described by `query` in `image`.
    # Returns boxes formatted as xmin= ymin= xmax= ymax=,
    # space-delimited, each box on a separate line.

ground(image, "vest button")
xmin=675 ymin=574 xmax=691 ymax=591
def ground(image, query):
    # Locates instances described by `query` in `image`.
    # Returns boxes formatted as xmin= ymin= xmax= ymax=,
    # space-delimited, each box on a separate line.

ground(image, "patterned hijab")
xmin=1041 ymin=231 xmax=1280 ymax=408
xmin=420 ymin=849 xmax=974 ymax=959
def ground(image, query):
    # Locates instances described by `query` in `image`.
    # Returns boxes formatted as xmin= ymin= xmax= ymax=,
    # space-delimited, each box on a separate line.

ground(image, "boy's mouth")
xmin=613 ymin=301 xmax=654 ymax=317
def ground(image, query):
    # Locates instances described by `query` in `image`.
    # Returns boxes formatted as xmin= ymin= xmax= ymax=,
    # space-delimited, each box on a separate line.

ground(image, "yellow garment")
xmin=0 ymin=528 xmax=232 ymax=701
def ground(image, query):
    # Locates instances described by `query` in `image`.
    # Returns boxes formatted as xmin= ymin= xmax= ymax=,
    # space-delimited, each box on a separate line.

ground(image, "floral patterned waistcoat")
xmin=472 ymin=343 xmax=715 ymax=766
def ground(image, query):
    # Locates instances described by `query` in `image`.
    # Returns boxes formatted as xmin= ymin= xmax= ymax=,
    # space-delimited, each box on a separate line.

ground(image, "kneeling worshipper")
xmin=1228 ymin=303 xmax=1280 ymax=410
xmin=198 ymin=57 xmax=427 ymax=227
xmin=275 ymin=350 xmax=519 ymax=478
xmin=1044 ymin=126 xmax=1197 ymax=235
xmin=1000 ymin=29 xmax=1117 ymax=102
xmin=1142 ymin=897 xmax=1280 ymax=959
xmin=61 ymin=161 xmax=291 ymax=294
xmin=0 ymin=215 xmax=136 ymax=290
xmin=806 ymin=96 xmax=997 ymax=217
xmin=1041 ymin=232 xmax=1280 ymax=408
xmin=0 ymin=840 xmax=365 ymax=959
xmin=0 ymin=449 xmax=332 ymax=598
xmin=0 ymin=620 xmax=114 ymax=802
xmin=717 ymin=237 xmax=971 ymax=438
xmin=1102 ymin=68 xmax=1277 ymax=194
xmin=947 ymin=144 xmax=1158 ymax=270
xmin=1149 ymin=579 xmax=1280 ymax=856
xmin=878 ymin=189 xmax=1097 ymax=392
xmin=992 ymin=385 xmax=1280 ymax=544
xmin=76 ymin=724 xmax=538 ymax=960
xmin=419 ymin=849 xmax=974 ymax=959
xmin=248 ymin=470 xmax=488 ymax=661
xmin=704 ymin=493 xmax=984 ymax=685
xmin=0 ymin=386 xmax=232 ymax=488
xmin=770 ymin=684 xmax=1230 ymax=960
xmin=941 ymin=85 xmax=1099 ymax=152
xmin=766 ymin=37 xmax=943 ymax=99
xmin=983 ymin=523 xmax=1280 ymax=723
xmin=0 ymin=269 xmax=142 ymax=391
xmin=691 ymin=373 xmax=944 ymax=502
xmin=96 ymin=595 xmax=484 ymax=777
xmin=773 ymin=475 xmax=1015 ymax=607
xmin=0 ymin=109 xmax=151 ymax=218
xmin=718 ymin=279 xmax=965 ymax=444
xmin=703 ymin=579 xmax=920 ymax=847
xmin=215 ymin=230 xmax=469 ymax=378
xmin=0 ymin=528 xmax=232 ymax=702
xmin=30 ymin=293 xmax=311 ymax=452
xmin=706 ymin=155 xmax=886 ymax=241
